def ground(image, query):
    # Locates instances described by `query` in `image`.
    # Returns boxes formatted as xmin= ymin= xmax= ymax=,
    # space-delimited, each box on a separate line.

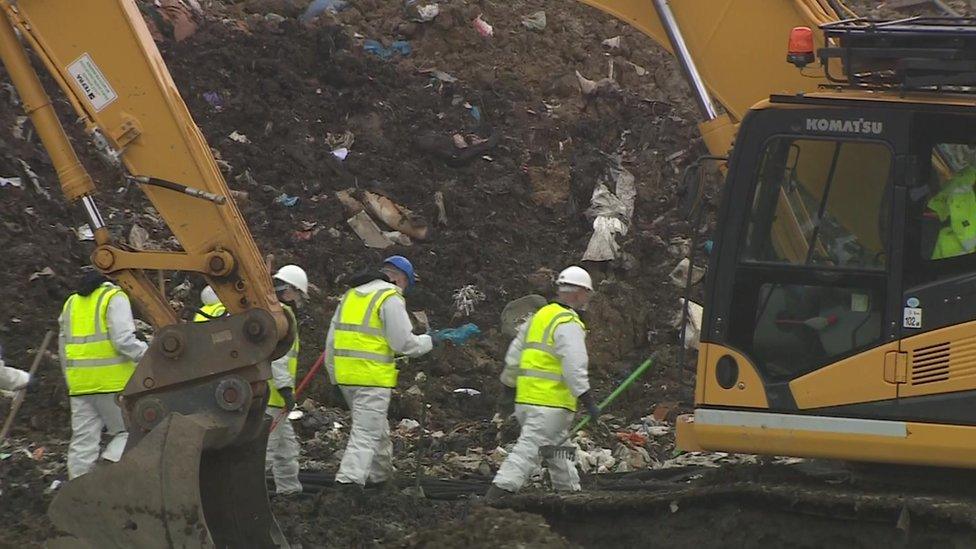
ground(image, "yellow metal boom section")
xmin=0 ymin=0 xmax=285 ymax=337
xmin=578 ymin=0 xmax=849 ymax=154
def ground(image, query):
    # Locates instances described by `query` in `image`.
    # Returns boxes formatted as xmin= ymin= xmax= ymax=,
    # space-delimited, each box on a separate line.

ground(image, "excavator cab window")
xmin=728 ymin=136 xmax=892 ymax=380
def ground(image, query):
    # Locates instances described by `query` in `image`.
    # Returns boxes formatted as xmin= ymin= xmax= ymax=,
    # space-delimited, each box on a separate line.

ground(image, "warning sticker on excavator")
xmin=903 ymin=307 xmax=922 ymax=329
xmin=67 ymin=54 xmax=117 ymax=112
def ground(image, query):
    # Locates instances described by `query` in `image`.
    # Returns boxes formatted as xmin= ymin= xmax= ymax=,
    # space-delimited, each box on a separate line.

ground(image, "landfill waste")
xmin=397 ymin=418 xmax=421 ymax=433
xmin=202 ymin=91 xmax=223 ymax=110
xmin=228 ymin=130 xmax=250 ymax=143
xmin=453 ymin=388 xmax=481 ymax=396
xmin=275 ymin=193 xmax=299 ymax=207
xmin=29 ymin=267 xmax=55 ymax=282
xmin=452 ymin=285 xmax=486 ymax=317
xmin=673 ymin=298 xmax=703 ymax=350
xmin=427 ymin=70 xmax=457 ymax=83
xmin=433 ymin=191 xmax=448 ymax=225
xmin=16 ymin=159 xmax=48 ymax=199
xmin=668 ymin=257 xmax=705 ymax=286
xmin=414 ymin=4 xmax=440 ymax=22
xmin=75 ymin=224 xmax=94 ymax=241
xmin=382 ymin=231 xmax=413 ymax=246
xmin=521 ymin=10 xmax=547 ymax=30
xmin=472 ymin=15 xmax=494 ymax=37
xmin=361 ymin=190 xmax=429 ymax=240
xmin=602 ymin=36 xmax=622 ymax=49
xmin=575 ymin=67 xmax=622 ymax=99
xmin=583 ymin=156 xmax=637 ymax=262
xmin=347 ymin=210 xmax=395 ymax=249
xmin=332 ymin=147 xmax=349 ymax=160
xmin=364 ymin=39 xmax=413 ymax=60
xmin=0 ymin=176 xmax=22 ymax=188
xmin=300 ymin=0 xmax=348 ymax=22
xmin=128 ymin=224 xmax=152 ymax=250
xmin=428 ymin=323 xmax=481 ymax=346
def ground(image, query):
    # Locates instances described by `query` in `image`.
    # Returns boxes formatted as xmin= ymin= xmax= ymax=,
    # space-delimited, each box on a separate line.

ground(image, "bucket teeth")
xmin=48 ymin=413 xmax=288 ymax=549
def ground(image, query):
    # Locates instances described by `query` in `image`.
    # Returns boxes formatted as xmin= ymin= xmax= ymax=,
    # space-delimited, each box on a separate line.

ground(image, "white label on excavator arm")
xmin=67 ymin=53 xmax=117 ymax=112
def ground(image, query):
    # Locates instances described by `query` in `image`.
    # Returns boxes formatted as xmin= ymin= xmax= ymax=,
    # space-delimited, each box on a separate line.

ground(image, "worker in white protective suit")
xmin=264 ymin=265 xmax=308 ymax=496
xmin=59 ymin=272 xmax=148 ymax=479
xmin=0 ymin=343 xmax=31 ymax=392
xmin=487 ymin=266 xmax=599 ymax=500
xmin=326 ymin=255 xmax=441 ymax=489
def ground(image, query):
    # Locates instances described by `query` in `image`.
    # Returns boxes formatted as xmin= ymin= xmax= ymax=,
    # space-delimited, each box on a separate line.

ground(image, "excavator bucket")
xmin=47 ymin=412 xmax=288 ymax=549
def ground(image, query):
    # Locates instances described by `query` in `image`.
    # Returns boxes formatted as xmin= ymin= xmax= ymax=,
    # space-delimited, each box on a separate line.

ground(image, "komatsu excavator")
xmin=5 ymin=0 xmax=976 ymax=547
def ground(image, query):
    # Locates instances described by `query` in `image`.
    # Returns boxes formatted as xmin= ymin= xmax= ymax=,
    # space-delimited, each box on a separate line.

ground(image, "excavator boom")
xmin=0 ymin=1 xmax=291 ymax=546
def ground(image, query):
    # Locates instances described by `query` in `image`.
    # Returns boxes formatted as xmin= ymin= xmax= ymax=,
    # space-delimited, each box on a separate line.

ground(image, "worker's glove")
xmin=280 ymin=387 xmax=296 ymax=412
xmin=579 ymin=391 xmax=601 ymax=423
xmin=429 ymin=330 xmax=445 ymax=347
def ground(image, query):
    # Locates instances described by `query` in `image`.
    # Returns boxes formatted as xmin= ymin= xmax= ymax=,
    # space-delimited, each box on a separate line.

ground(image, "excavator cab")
xmin=680 ymin=18 xmax=976 ymax=468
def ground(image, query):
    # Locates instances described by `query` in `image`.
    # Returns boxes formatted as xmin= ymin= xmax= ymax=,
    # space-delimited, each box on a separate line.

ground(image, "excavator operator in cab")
xmin=929 ymin=166 xmax=976 ymax=260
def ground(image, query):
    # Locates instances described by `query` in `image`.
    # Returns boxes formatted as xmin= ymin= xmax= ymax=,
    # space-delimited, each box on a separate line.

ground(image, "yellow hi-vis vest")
xmin=332 ymin=286 xmax=400 ymax=388
xmin=193 ymin=302 xmax=227 ymax=322
xmin=516 ymin=303 xmax=586 ymax=412
xmin=60 ymin=284 xmax=137 ymax=396
xmin=268 ymin=305 xmax=299 ymax=408
xmin=930 ymin=167 xmax=976 ymax=259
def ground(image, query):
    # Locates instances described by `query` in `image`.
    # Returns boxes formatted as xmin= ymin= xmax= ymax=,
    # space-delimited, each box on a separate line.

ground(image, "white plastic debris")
xmin=0 ymin=176 xmax=22 ymax=188
xmin=76 ymin=224 xmax=95 ymax=241
xmin=228 ymin=131 xmax=251 ymax=144
xmin=287 ymin=410 xmax=305 ymax=420
xmin=582 ymin=156 xmax=636 ymax=262
xmin=45 ymin=480 xmax=63 ymax=494
xmin=672 ymin=298 xmax=704 ymax=350
xmin=415 ymin=4 xmax=440 ymax=22
xmin=668 ymin=257 xmax=705 ymax=287
xmin=453 ymin=388 xmax=481 ymax=396
xmin=602 ymin=36 xmax=622 ymax=49
xmin=332 ymin=147 xmax=349 ymax=160
xmin=397 ymin=418 xmax=420 ymax=433
xmin=452 ymin=285 xmax=486 ymax=317
xmin=521 ymin=10 xmax=546 ymax=30
xmin=577 ymin=447 xmax=616 ymax=473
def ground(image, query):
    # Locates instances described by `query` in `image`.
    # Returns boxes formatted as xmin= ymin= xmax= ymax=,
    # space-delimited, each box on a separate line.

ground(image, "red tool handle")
xmin=270 ymin=351 xmax=325 ymax=433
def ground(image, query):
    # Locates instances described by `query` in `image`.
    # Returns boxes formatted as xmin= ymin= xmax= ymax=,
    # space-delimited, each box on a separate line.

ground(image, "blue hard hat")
xmin=383 ymin=255 xmax=416 ymax=287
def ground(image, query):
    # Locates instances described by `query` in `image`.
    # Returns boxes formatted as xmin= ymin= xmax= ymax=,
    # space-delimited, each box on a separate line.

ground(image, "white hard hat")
xmin=200 ymin=285 xmax=219 ymax=305
xmin=273 ymin=264 xmax=309 ymax=296
xmin=556 ymin=266 xmax=593 ymax=291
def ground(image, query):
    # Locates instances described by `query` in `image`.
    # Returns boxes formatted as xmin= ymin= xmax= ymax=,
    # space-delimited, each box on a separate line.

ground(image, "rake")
xmin=540 ymin=357 xmax=655 ymax=462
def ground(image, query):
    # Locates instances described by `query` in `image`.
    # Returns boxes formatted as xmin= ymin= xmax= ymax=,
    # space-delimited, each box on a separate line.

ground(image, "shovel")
xmin=540 ymin=357 xmax=655 ymax=462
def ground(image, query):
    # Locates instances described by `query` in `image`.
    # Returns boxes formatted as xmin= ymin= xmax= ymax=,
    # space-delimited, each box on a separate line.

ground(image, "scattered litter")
xmin=453 ymin=388 xmax=482 ymax=396
xmin=397 ymin=418 xmax=421 ymax=433
xmin=704 ymin=240 xmax=714 ymax=254
xmin=602 ymin=36 xmax=622 ymax=49
xmin=12 ymin=116 xmax=29 ymax=140
xmin=0 ymin=176 xmax=22 ymax=188
xmin=16 ymin=159 xmax=49 ymax=199
xmin=147 ymin=0 xmax=198 ymax=42
xmin=428 ymin=323 xmax=481 ymax=346
xmin=615 ymin=431 xmax=648 ymax=447
xmin=668 ymin=237 xmax=691 ymax=258
xmin=360 ymin=190 xmax=429 ymax=240
xmin=325 ymin=130 xmax=355 ymax=150
xmin=577 ymin=447 xmax=615 ymax=473
xmin=274 ymin=193 xmax=299 ymax=207
xmin=582 ymin=156 xmax=636 ymax=262
xmin=668 ymin=257 xmax=705 ymax=286
xmin=452 ymin=285 xmax=486 ymax=317
xmin=625 ymin=60 xmax=648 ymax=76
xmin=300 ymin=0 xmax=348 ymax=22
xmin=228 ymin=131 xmax=250 ymax=144
xmin=31 ymin=446 xmax=46 ymax=460
xmin=613 ymin=443 xmax=652 ymax=472
xmin=411 ymin=311 xmax=430 ymax=332
xmin=521 ymin=10 xmax=547 ymax=30
xmin=382 ymin=231 xmax=413 ymax=246
xmin=202 ymin=91 xmax=223 ymax=110
xmin=414 ymin=4 xmax=440 ymax=22
xmin=1 ymin=82 xmax=19 ymax=106
xmin=430 ymin=70 xmax=458 ymax=83
xmin=347 ymin=210 xmax=395 ymax=249
xmin=332 ymin=147 xmax=349 ymax=160
xmin=29 ymin=267 xmax=55 ymax=282
xmin=287 ymin=410 xmax=304 ymax=420
xmin=670 ymin=501 xmax=680 ymax=513
xmin=469 ymin=105 xmax=482 ymax=122
xmin=472 ymin=15 xmax=494 ymax=37
xmin=364 ymin=39 xmax=412 ymax=60
xmin=575 ymin=68 xmax=621 ymax=98
xmin=434 ymin=191 xmax=448 ymax=225
xmin=45 ymin=480 xmax=62 ymax=494
xmin=672 ymin=298 xmax=704 ymax=350
xmin=0 ymin=453 xmax=10 ymax=460
xmin=75 ymin=224 xmax=95 ymax=241
xmin=652 ymin=402 xmax=677 ymax=422
xmin=128 ymin=224 xmax=152 ymax=250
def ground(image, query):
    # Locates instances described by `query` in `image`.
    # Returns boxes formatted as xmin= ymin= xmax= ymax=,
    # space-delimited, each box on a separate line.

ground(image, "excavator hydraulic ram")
xmin=0 ymin=1 xmax=292 ymax=546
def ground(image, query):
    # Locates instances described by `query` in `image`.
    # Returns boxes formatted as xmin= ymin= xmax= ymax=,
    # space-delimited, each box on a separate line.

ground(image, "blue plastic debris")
xmin=364 ymin=39 xmax=412 ymax=60
xmin=275 ymin=194 xmax=299 ymax=207
xmin=703 ymin=240 xmax=714 ymax=254
xmin=469 ymin=106 xmax=482 ymax=122
xmin=429 ymin=323 xmax=481 ymax=345
xmin=301 ymin=0 xmax=348 ymax=22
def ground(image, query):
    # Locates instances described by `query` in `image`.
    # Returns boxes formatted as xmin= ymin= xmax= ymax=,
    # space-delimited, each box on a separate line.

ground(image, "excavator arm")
xmin=579 ymin=0 xmax=851 ymax=155
xmin=0 ymin=1 xmax=291 ymax=547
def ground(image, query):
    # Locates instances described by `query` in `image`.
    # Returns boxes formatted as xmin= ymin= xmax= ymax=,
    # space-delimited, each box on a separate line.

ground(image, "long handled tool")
xmin=0 ymin=330 xmax=54 ymax=440
xmin=270 ymin=351 xmax=325 ymax=433
xmin=540 ymin=356 xmax=655 ymax=461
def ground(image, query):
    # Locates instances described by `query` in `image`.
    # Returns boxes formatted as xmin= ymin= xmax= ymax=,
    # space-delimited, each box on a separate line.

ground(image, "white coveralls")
xmin=59 ymin=288 xmax=148 ymax=479
xmin=325 ymin=280 xmax=433 ymax=486
xmin=265 ymin=352 xmax=302 ymax=494
xmin=492 ymin=318 xmax=590 ymax=493
xmin=0 ymin=362 xmax=29 ymax=391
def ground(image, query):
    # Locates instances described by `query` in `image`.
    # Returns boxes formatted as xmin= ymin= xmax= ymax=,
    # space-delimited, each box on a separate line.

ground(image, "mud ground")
xmin=3 ymin=0 xmax=976 ymax=547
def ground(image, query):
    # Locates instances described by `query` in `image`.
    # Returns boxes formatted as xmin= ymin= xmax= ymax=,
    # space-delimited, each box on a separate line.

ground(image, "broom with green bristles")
xmin=540 ymin=357 xmax=655 ymax=462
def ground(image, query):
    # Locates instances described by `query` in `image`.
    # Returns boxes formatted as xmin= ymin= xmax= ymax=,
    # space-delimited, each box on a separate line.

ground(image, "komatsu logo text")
xmin=805 ymin=118 xmax=883 ymax=135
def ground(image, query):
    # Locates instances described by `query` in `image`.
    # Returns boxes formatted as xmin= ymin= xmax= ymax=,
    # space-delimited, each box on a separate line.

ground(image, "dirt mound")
xmin=401 ymin=505 xmax=575 ymax=548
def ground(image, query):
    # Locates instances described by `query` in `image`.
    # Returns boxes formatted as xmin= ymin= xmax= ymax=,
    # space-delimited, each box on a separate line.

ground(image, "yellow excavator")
xmin=4 ymin=0 xmax=976 ymax=547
